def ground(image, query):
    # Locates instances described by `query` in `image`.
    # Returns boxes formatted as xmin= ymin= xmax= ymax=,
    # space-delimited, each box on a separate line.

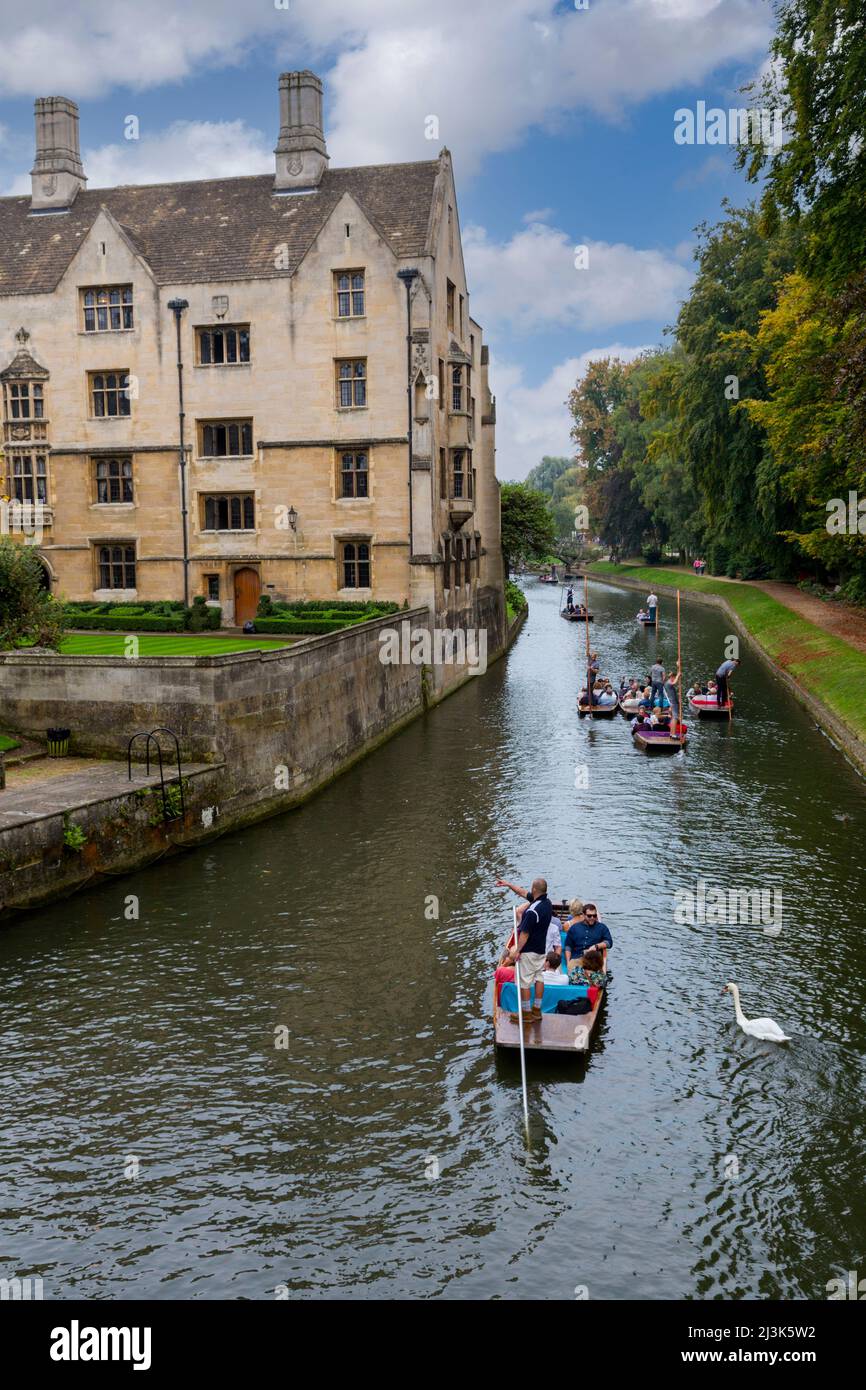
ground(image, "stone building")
xmin=0 ymin=74 xmax=503 ymax=636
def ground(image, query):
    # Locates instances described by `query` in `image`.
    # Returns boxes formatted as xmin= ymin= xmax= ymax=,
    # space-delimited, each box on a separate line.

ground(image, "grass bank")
xmin=590 ymin=561 xmax=866 ymax=747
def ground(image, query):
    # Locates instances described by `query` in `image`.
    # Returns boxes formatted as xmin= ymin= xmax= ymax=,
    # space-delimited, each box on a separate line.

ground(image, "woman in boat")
xmin=568 ymin=946 xmax=607 ymax=989
xmin=597 ymin=684 xmax=617 ymax=708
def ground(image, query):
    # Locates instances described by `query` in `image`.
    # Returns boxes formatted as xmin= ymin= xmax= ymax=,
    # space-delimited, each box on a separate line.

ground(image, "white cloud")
xmin=490 ymin=345 xmax=654 ymax=481
xmin=464 ymin=219 xmax=694 ymax=334
xmin=0 ymin=1 xmax=773 ymax=178
xmin=3 ymin=120 xmax=272 ymax=196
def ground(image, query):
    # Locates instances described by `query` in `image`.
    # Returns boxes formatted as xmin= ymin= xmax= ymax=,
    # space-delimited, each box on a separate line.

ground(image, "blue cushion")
xmin=499 ymin=981 xmax=590 ymax=1014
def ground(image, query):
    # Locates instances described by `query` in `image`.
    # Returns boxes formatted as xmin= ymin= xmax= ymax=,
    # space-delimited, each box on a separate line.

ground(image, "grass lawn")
xmin=590 ymin=561 xmax=866 ymax=742
xmin=0 ymin=733 xmax=21 ymax=752
xmin=59 ymin=633 xmax=295 ymax=657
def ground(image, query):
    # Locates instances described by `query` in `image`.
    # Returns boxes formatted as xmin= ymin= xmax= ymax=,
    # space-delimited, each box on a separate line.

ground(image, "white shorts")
xmin=517 ymin=951 xmax=546 ymax=989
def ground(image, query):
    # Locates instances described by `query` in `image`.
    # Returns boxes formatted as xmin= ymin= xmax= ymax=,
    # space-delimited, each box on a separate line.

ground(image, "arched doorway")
xmin=233 ymin=567 xmax=260 ymax=627
xmin=35 ymin=556 xmax=52 ymax=591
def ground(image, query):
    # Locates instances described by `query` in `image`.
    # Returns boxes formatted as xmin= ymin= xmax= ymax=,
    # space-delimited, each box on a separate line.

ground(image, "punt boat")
xmin=560 ymin=608 xmax=594 ymax=623
xmin=578 ymin=693 xmax=619 ymax=718
xmin=493 ymin=905 xmax=607 ymax=1054
xmin=688 ymin=692 xmax=734 ymax=718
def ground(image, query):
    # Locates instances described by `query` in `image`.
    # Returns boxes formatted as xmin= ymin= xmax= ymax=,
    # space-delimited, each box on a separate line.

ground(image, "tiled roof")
xmin=0 ymin=160 xmax=440 ymax=296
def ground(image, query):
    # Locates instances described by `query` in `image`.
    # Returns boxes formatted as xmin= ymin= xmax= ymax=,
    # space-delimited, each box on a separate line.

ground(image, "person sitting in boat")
xmin=568 ymin=946 xmax=607 ymax=989
xmin=706 ymin=678 xmax=719 ymax=700
xmin=596 ymin=685 xmax=617 ymax=708
xmin=545 ymin=912 xmax=565 ymax=953
xmin=636 ymin=608 xmax=649 ymax=622
xmin=631 ymin=713 xmax=652 ymax=736
xmin=543 ymin=950 xmax=569 ymax=985
xmin=564 ymin=905 xmax=612 ymax=969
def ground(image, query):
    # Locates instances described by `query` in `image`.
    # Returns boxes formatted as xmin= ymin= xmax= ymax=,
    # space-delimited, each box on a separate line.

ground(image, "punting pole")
xmin=584 ymin=574 xmax=592 ymax=720
xmin=676 ymin=588 xmax=683 ymax=740
xmin=512 ymin=905 xmax=530 ymax=1140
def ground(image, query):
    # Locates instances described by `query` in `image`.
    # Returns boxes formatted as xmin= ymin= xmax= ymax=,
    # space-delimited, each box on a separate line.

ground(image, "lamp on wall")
xmin=288 ymin=505 xmax=298 ymax=532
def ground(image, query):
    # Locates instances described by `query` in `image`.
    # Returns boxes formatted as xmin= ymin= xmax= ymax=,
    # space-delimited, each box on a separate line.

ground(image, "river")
xmin=2 ymin=577 xmax=865 ymax=1300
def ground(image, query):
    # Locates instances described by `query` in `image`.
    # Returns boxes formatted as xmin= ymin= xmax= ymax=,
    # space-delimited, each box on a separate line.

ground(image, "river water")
xmin=2 ymin=578 xmax=865 ymax=1301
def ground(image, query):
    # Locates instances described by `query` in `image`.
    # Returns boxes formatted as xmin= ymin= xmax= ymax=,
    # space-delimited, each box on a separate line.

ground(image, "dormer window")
xmin=82 ymin=286 xmax=134 ymax=332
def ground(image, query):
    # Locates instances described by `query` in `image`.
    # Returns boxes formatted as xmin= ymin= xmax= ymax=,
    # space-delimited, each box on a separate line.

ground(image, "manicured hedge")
xmin=64 ymin=598 xmax=221 ymax=632
xmin=254 ymin=616 xmax=369 ymax=635
xmin=65 ymin=613 xmax=183 ymax=632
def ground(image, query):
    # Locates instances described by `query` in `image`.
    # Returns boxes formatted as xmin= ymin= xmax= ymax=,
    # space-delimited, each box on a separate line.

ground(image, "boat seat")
xmin=499 ymin=982 xmax=591 ymax=1014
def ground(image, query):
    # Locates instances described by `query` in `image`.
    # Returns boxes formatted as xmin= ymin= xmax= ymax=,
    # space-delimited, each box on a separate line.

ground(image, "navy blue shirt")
xmin=519 ymin=893 xmax=553 ymax=955
xmin=563 ymin=919 xmax=613 ymax=958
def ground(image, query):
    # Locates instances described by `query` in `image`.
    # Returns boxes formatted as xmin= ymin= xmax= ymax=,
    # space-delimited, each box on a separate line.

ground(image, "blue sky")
xmin=0 ymin=0 xmax=776 ymax=477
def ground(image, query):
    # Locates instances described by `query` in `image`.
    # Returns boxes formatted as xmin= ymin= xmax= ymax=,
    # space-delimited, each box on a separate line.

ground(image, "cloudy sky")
xmin=0 ymin=0 xmax=776 ymax=478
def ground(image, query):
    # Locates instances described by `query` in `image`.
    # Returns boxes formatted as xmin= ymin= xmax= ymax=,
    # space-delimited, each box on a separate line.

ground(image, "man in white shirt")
xmin=647 ymin=592 xmax=659 ymax=623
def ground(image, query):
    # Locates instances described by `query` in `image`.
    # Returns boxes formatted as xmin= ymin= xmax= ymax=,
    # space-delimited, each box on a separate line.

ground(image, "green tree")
xmin=740 ymin=0 xmax=866 ymax=289
xmin=0 ymin=538 xmax=66 ymax=650
xmin=499 ymin=482 xmax=557 ymax=575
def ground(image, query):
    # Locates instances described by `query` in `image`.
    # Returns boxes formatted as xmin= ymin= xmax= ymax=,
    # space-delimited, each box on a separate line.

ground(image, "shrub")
xmin=254 ymin=616 xmax=363 ymax=635
xmin=0 ymin=537 xmax=67 ymax=650
xmin=642 ymin=546 xmax=663 ymax=565
xmin=65 ymin=612 xmax=184 ymax=631
xmin=505 ymin=579 xmax=528 ymax=615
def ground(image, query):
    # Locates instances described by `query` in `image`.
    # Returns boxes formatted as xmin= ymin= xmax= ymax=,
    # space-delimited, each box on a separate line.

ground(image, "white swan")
xmin=722 ymin=983 xmax=790 ymax=1043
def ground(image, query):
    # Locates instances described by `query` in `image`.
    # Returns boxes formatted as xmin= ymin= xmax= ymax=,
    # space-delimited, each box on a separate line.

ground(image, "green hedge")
xmin=65 ymin=612 xmax=184 ymax=632
xmin=253 ymin=616 xmax=374 ymax=635
xmin=65 ymin=598 xmax=221 ymax=632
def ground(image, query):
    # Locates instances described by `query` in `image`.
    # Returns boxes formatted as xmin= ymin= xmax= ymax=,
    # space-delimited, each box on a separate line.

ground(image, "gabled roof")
xmin=0 ymin=160 xmax=441 ymax=297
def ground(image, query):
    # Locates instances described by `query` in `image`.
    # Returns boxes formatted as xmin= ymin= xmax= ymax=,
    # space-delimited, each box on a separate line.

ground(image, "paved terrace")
xmin=0 ymin=758 xmax=214 ymax=831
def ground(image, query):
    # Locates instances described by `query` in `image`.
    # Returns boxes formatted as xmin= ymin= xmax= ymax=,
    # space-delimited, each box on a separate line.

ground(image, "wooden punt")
xmin=688 ymin=693 xmax=734 ymax=718
xmin=636 ymin=615 xmax=656 ymax=625
xmin=493 ymin=905 xmax=606 ymax=1054
xmin=619 ymin=695 xmax=643 ymax=715
xmin=560 ymin=609 xmax=594 ymax=622
xmin=577 ymin=695 xmax=619 ymax=718
xmin=632 ymin=724 xmax=688 ymax=753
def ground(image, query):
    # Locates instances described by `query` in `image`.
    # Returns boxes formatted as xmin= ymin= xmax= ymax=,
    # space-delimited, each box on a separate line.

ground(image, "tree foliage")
xmin=0 ymin=538 xmax=66 ymax=650
xmin=499 ymin=482 xmax=558 ymax=574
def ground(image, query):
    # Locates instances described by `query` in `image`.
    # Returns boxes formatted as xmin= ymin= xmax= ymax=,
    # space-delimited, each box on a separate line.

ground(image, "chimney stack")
xmin=30 ymin=97 xmax=87 ymax=211
xmin=274 ymin=71 xmax=329 ymax=192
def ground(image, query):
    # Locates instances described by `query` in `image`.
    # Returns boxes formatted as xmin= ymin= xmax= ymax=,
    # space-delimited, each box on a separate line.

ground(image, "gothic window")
xmin=6 ymin=382 xmax=44 ymax=419
xmin=11 ymin=454 xmax=48 ymax=503
xmin=97 ymin=544 xmax=136 ymax=589
xmin=335 ymin=271 xmax=365 ymax=317
xmin=199 ymin=420 xmax=254 ymax=457
xmin=341 ymin=540 xmax=371 ymax=589
xmin=452 ymin=449 xmax=465 ymax=499
xmin=94 ymin=456 xmax=133 ymax=503
xmin=339 ymin=451 xmax=369 ymax=498
xmin=82 ymin=286 xmax=134 ymax=332
xmin=196 ymin=325 xmax=250 ymax=365
xmin=336 ymin=359 xmax=367 ymax=408
xmin=89 ymin=371 xmax=131 ymax=418
xmin=202 ymin=494 xmax=255 ymax=530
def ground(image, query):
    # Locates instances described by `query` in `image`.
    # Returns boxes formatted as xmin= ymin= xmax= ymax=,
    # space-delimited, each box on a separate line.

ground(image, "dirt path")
xmin=702 ymin=573 xmax=866 ymax=656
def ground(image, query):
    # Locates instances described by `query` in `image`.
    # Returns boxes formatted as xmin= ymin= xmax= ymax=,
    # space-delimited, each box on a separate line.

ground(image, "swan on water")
xmin=722 ymin=983 xmax=791 ymax=1043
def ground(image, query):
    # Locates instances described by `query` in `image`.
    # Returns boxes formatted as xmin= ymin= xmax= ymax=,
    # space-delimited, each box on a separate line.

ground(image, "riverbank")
xmin=589 ymin=561 xmax=866 ymax=777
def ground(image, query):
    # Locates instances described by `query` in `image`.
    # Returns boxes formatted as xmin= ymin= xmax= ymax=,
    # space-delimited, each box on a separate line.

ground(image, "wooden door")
xmin=233 ymin=567 xmax=260 ymax=626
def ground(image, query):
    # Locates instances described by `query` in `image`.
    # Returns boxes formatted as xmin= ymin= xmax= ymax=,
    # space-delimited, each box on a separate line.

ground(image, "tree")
xmin=740 ymin=0 xmax=866 ymax=289
xmin=0 ymin=538 xmax=65 ymax=650
xmin=499 ymin=482 xmax=557 ymax=575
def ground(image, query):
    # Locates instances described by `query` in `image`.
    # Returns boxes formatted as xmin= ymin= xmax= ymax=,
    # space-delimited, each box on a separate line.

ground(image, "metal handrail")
xmin=126 ymin=726 xmax=185 ymax=821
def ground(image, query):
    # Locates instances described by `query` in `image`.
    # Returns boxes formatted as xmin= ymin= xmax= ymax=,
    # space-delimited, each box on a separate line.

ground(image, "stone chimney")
xmin=30 ymin=97 xmax=87 ymax=211
xmin=274 ymin=71 xmax=329 ymax=192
